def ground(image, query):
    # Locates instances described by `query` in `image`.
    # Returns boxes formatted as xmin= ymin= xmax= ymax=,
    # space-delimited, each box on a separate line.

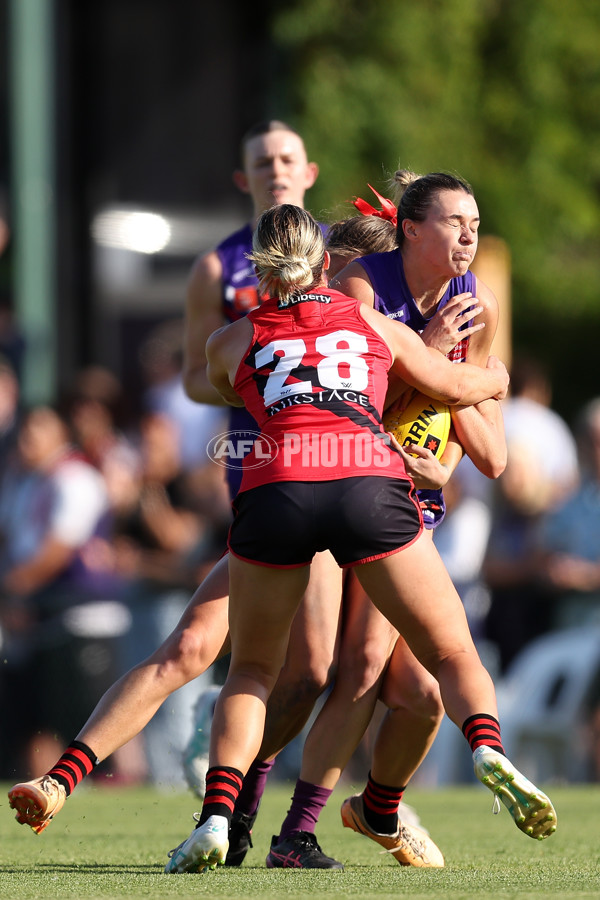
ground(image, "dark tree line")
xmin=260 ymin=0 xmax=600 ymax=419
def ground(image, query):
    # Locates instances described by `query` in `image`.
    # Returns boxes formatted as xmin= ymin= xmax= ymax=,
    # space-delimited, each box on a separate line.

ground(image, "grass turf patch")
xmin=1 ymin=781 xmax=598 ymax=899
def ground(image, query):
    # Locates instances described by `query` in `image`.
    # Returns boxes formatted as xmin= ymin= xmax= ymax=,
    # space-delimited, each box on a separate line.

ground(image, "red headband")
xmin=353 ymin=184 xmax=398 ymax=226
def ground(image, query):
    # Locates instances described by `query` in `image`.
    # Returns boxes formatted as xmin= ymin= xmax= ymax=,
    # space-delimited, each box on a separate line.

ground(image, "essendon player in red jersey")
xmin=162 ymin=204 xmax=555 ymax=873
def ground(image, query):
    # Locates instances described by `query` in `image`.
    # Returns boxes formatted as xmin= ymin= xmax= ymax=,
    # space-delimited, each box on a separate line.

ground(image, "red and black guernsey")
xmin=233 ymin=288 xmax=409 ymax=492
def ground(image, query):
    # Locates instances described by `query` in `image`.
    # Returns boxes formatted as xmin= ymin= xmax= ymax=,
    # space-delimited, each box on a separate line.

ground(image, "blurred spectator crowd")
xmin=1 ymin=325 xmax=600 ymax=786
xmin=434 ymin=354 xmax=600 ymax=783
xmin=0 ymin=319 xmax=231 ymax=787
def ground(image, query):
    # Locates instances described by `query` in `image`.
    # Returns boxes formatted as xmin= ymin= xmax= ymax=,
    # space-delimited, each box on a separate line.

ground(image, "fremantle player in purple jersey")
xmin=261 ymin=172 xmax=507 ymax=866
xmin=183 ymin=121 xmax=321 ymax=499
xmin=357 ymin=233 xmax=476 ymax=529
xmin=332 ymin=171 xmax=507 ymax=495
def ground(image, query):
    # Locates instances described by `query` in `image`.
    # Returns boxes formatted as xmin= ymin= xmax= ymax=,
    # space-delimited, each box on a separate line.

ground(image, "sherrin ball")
xmin=383 ymin=390 xmax=451 ymax=458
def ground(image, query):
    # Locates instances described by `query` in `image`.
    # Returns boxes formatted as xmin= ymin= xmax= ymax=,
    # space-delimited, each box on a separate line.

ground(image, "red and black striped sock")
xmin=47 ymin=741 xmax=99 ymax=796
xmin=199 ymin=766 xmax=244 ymax=826
xmin=462 ymin=713 xmax=504 ymax=754
xmin=362 ymin=771 xmax=406 ymax=835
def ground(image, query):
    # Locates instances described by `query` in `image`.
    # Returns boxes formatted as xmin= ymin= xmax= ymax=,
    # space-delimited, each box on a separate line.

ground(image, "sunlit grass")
xmin=1 ymin=781 xmax=598 ymax=899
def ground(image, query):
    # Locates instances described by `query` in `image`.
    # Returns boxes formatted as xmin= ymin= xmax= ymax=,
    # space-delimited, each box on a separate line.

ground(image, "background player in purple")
xmin=184 ymin=119 xmax=323 ymax=500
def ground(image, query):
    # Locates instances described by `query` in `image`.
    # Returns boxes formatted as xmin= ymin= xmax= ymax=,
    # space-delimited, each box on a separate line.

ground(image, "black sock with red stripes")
xmin=462 ymin=713 xmax=505 ymax=754
xmin=362 ymin=772 xmax=406 ymax=835
xmin=199 ymin=766 xmax=244 ymax=827
xmin=47 ymin=741 xmax=99 ymax=796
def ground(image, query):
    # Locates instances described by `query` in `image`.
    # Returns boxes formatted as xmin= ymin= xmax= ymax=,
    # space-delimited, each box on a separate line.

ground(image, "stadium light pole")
xmin=9 ymin=0 xmax=57 ymax=404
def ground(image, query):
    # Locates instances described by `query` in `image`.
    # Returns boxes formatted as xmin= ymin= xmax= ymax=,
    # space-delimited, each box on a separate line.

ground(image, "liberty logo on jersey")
xmin=206 ymin=430 xmax=279 ymax=469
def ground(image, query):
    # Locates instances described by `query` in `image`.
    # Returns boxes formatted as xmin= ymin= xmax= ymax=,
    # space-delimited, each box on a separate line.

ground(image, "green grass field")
xmin=1 ymin=780 xmax=598 ymax=900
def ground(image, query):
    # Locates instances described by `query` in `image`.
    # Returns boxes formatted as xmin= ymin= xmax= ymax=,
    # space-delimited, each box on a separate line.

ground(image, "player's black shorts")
xmin=228 ymin=476 xmax=423 ymax=568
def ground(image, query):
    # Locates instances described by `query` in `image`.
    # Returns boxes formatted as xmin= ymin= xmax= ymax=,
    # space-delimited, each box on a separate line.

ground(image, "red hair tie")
xmin=353 ymin=184 xmax=397 ymax=226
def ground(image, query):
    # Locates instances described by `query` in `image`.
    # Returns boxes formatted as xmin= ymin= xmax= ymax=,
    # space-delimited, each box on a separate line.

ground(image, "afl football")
xmin=383 ymin=390 xmax=451 ymax=458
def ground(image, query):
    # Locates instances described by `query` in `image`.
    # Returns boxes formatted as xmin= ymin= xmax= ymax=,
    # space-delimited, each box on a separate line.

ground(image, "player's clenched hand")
xmin=421 ymin=292 xmax=484 ymax=355
xmin=388 ymin=434 xmax=450 ymax=490
xmin=485 ymin=355 xmax=509 ymax=400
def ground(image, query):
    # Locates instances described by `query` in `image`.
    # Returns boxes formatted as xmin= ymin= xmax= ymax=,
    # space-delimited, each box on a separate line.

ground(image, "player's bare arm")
xmin=360 ymin=304 xmax=509 ymax=406
xmin=329 ymin=261 xmax=376 ymax=306
xmin=382 ymin=291 xmax=488 ymax=417
xmin=182 ymin=250 xmax=229 ymax=405
xmin=205 ymin=318 xmax=252 ymax=408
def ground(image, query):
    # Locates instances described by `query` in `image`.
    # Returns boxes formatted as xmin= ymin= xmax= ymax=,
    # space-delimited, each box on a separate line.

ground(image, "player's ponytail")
xmin=247 ymin=205 xmax=325 ymax=305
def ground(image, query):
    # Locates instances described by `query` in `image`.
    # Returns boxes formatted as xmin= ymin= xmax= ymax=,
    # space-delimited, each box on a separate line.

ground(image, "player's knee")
xmin=280 ymin=654 xmax=335 ymax=700
xmin=298 ymin=668 xmax=332 ymax=704
xmin=154 ymin=625 xmax=214 ymax=686
xmin=383 ymin=675 xmax=443 ymax=725
xmin=279 ymin=670 xmax=331 ymax=711
xmin=336 ymin=640 xmax=390 ymax=699
xmin=230 ymin=660 xmax=283 ymax=695
xmin=416 ymin=679 xmax=444 ymax=724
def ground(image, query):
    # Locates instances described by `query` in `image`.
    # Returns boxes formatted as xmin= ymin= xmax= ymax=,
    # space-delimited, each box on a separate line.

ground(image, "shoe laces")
xmin=40 ymin=775 xmax=62 ymax=796
xmin=385 ymin=825 xmax=427 ymax=860
xmin=230 ymin=812 xmax=254 ymax=847
xmin=167 ymin=812 xmax=202 ymax=858
xmin=491 ymin=795 xmax=501 ymax=815
xmin=376 ymin=823 xmax=427 ymax=859
xmin=285 ymin=830 xmax=320 ymax=850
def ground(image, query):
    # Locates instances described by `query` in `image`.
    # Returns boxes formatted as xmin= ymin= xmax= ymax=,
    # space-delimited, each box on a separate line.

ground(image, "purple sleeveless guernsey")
xmin=357 ymin=249 xmax=476 ymax=529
